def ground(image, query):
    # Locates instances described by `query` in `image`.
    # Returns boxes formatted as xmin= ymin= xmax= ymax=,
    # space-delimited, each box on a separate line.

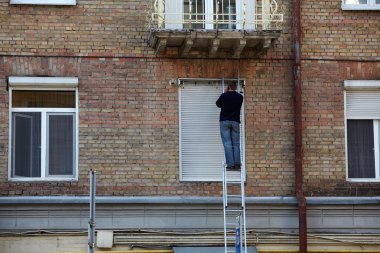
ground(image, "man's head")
xmin=227 ymin=81 xmax=237 ymax=91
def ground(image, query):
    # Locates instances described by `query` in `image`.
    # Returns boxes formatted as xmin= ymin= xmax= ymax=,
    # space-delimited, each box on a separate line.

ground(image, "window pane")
xmin=12 ymin=112 xmax=41 ymax=177
xmin=216 ymin=0 xmax=236 ymax=29
xmin=376 ymin=0 xmax=380 ymax=4
xmin=347 ymin=120 xmax=375 ymax=178
xmin=48 ymin=114 xmax=75 ymax=176
xmin=184 ymin=0 xmax=205 ymax=29
xmin=345 ymin=0 xmax=367 ymax=4
xmin=12 ymin=91 xmax=75 ymax=108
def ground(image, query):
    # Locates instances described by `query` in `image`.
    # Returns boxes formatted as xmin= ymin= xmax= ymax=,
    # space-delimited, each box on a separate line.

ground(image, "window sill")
xmin=9 ymin=177 xmax=78 ymax=182
xmin=10 ymin=0 xmax=76 ymax=5
xmin=341 ymin=4 xmax=380 ymax=10
xmin=347 ymin=178 xmax=380 ymax=183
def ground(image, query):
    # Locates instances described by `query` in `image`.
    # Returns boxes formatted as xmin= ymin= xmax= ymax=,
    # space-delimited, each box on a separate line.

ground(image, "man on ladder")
xmin=216 ymin=81 xmax=244 ymax=171
xmin=216 ymin=80 xmax=247 ymax=253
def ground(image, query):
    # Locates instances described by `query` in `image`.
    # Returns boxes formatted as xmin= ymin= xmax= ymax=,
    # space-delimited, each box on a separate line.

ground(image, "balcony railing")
xmin=147 ymin=0 xmax=284 ymax=57
xmin=148 ymin=0 xmax=283 ymax=31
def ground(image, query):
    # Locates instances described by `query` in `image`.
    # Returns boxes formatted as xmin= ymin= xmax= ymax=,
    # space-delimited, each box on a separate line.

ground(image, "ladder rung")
xmin=225 ymin=179 xmax=242 ymax=182
xmin=225 ymin=180 xmax=242 ymax=183
xmin=227 ymin=194 xmax=242 ymax=198
xmin=225 ymin=206 xmax=244 ymax=209
xmin=226 ymin=208 xmax=243 ymax=213
xmin=225 ymin=235 xmax=246 ymax=239
xmin=225 ymin=208 xmax=242 ymax=212
xmin=225 ymin=202 xmax=244 ymax=205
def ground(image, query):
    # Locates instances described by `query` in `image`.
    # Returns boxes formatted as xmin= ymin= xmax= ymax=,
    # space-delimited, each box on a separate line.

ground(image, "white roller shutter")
xmin=346 ymin=91 xmax=380 ymax=119
xmin=179 ymin=81 xmax=244 ymax=181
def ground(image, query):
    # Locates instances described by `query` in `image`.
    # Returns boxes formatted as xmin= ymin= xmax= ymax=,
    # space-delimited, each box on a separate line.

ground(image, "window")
xmin=164 ymin=0 xmax=255 ymax=29
xmin=10 ymin=0 xmax=76 ymax=5
xmin=342 ymin=0 xmax=380 ymax=10
xmin=8 ymin=76 xmax=79 ymax=181
xmin=179 ymin=79 xmax=245 ymax=181
xmin=344 ymin=80 xmax=380 ymax=181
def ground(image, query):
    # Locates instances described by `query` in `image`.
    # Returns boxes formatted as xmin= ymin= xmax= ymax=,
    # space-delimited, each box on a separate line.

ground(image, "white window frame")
xmin=178 ymin=78 xmax=245 ymax=182
xmin=201 ymin=0 xmax=244 ymax=30
xmin=10 ymin=0 xmax=76 ymax=5
xmin=8 ymin=76 xmax=79 ymax=182
xmin=344 ymin=80 xmax=380 ymax=182
xmin=164 ymin=0 xmax=255 ymax=30
xmin=342 ymin=0 xmax=380 ymax=10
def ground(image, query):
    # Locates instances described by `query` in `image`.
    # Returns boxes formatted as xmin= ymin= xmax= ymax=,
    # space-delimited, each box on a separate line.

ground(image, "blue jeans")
xmin=220 ymin=120 xmax=241 ymax=167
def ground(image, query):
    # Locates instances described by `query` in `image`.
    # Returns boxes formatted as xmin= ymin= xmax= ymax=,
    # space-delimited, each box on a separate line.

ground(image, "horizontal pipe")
xmin=0 ymin=196 xmax=294 ymax=205
xmin=0 ymin=196 xmax=379 ymax=205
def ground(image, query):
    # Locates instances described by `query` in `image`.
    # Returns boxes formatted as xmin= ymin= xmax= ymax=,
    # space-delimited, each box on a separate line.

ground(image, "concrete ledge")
xmin=0 ymin=196 xmax=379 ymax=232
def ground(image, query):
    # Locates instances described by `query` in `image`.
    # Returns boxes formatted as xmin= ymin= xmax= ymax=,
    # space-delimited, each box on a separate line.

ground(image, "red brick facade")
xmin=0 ymin=0 xmax=379 ymax=197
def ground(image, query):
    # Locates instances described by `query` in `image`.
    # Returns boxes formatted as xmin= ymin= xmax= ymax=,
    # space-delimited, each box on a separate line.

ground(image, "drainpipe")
xmin=88 ymin=170 xmax=96 ymax=253
xmin=292 ymin=0 xmax=307 ymax=252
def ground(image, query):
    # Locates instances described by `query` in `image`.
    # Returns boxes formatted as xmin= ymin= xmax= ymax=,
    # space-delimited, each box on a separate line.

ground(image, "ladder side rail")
xmin=240 ymin=164 xmax=247 ymax=253
xmin=222 ymin=162 xmax=228 ymax=253
xmin=224 ymin=160 xmax=248 ymax=253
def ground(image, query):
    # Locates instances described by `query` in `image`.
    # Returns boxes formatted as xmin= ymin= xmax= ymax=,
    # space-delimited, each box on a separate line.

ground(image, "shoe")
xmin=234 ymin=164 xmax=241 ymax=171
xmin=226 ymin=166 xmax=235 ymax=171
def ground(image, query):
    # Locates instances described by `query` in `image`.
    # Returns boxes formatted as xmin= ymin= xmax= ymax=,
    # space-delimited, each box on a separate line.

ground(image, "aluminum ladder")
xmin=222 ymin=163 xmax=247 ymax=253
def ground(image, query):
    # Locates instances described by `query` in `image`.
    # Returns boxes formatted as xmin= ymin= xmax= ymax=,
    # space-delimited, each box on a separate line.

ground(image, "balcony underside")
xmin=148 ymin=29 xmax=281 ymax=58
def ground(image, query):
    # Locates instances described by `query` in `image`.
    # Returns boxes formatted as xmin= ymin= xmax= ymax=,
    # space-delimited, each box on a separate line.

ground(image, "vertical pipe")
xmin=292 ymin=0 xmax=307 ymax=252
xmin=88 ymin=170 xmax=96 ymax=253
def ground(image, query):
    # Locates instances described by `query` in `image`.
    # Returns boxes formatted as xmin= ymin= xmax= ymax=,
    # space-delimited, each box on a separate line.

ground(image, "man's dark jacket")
xmin=216 ymin=91 xmax=243 ymax=123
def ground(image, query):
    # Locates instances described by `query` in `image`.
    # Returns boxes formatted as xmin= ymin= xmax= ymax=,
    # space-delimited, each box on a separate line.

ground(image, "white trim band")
xmin=10 ymin=0 xmax=76 ymax=5
xmin=342 ymin=4 xmax=380 ymax=10
xmin=8 ymin=76 xmax=79 ymax=89
xmin=344 ymin=80 xmax=380 ymax=90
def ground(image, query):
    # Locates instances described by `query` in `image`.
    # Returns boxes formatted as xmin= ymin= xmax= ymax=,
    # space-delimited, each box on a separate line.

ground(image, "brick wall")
xmin=0 ymin=0 xmax=380 ymax=197
xmin=303 ymin=60 xmax=380 ymax=196
xmin=0 ymin=0 xmax=378 ymax=60
xmin=300 ymin=0 xmax=380 ymax=195
xmin=0 ymin=57 xmax=295 ymax=196
xmin=302 ymin=0 xmax=380 ymax=60
xmin=0 ymin=0 xmax=153 ymax=57
xmin=0 ymin=0 xmax=294 ymax=59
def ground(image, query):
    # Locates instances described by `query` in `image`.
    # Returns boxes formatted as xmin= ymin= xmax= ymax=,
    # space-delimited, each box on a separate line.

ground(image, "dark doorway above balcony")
xmin=148 ymin=29 xmax=281 ymax=58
